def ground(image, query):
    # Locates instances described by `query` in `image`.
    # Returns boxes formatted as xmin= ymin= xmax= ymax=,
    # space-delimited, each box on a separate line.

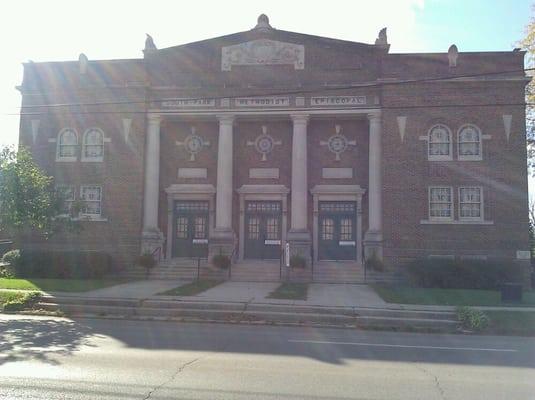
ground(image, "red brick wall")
xmin=381 ymin=81 xmax=529 ymax=263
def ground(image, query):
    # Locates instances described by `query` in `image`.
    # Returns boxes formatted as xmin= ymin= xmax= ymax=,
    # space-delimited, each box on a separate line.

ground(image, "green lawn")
xmin=0 ymin=290 xmax=27 ymax=306
xmin=485 ymin=311 xmax=535 ymax=336
xmin=267 ymin=283 xmax=308 ymax=300
xmin=0 ymin=289 xmax=40 ymax=311
xmin=372 ymin=285 xmax=535 ymax=307
xmin=0 ymin=278 xmax=132 ymax=293
xmin=158 ymin=280 xmax=223 ymax=296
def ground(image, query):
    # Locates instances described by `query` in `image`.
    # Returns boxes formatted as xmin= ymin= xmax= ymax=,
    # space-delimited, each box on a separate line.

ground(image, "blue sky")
xmin=411 ymin=0 xmax=532 ymax=52
xmin=0 ymin=0 xmax=532 ymax=149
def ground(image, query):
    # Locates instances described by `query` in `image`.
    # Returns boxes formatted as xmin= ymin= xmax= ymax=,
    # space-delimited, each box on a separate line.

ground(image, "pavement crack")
xmin=415 ymin=364 xmax=446 ymax=400
xmin=142 ymin=357 xmax=201 ymax=400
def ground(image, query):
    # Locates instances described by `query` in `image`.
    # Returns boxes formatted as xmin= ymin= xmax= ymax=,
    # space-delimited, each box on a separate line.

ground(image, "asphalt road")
xmin=0 ymin=314 xmax=534 ymax=400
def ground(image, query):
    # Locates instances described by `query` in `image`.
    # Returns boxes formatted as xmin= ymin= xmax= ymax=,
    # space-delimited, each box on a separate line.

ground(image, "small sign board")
xmin=285 ymin=242 xmax=290 ymax=267
xmin=339 ymin=241 xmax=356 ymax=246
xmin=516 ymin=250 xmax=531 ymax=260
xmin=264 ymin=239 xmax=281 ymax=245
xmin=192 ymin=239 xmax=208 ymax=244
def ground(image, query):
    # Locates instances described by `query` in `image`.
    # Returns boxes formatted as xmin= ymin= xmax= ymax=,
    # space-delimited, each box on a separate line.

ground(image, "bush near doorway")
xmin=212 ymin=254 xmax=231 ymax=269
xmin=405 ymin=258 xmax=524 ymax=290
xmin=137 ymin=253 xmax=157 ymax=276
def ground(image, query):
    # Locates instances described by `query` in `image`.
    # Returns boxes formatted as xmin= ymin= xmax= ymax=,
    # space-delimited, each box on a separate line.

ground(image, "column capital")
xmin=216 ymin=114 xmax=235 ymax=125
xmin=147 ymin=113 xmax=161 ymax=124
xmin=367 ymin=111 xmax=381 ymax=123
xmin=290 ymin=114 xmax=310 ymax=124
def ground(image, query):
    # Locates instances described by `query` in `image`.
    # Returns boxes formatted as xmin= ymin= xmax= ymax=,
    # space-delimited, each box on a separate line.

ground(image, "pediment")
xmin=221 ymin=39 xmax=305 ymax=71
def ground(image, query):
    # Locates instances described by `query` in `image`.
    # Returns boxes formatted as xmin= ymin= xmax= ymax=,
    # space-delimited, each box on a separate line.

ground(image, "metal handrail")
xmin=151 ymin=246 xmax=161 ymax=262
xmin=280 ymin=244 xmax=284 ymax=280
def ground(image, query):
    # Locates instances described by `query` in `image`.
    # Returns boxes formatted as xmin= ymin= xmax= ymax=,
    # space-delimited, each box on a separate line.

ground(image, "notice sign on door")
xmin=339 ymin=241 xmax=356 ymax=246
xmin=264 ymin=239 xmax=281 ymax=245
xmin=192 ymin=239 xmax=208 ymax=244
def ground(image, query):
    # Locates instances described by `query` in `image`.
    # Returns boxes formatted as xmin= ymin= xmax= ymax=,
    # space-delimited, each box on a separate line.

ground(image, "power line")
xmin=12 ymin=101 xmax=534 ymax=117
xmin=13 ymin=66 xmax=533 ymax=111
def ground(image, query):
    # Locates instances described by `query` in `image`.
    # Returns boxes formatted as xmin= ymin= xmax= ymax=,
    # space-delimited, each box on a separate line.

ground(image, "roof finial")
xmin=375 ymin=27 xmax=389 ymax=50
xmin=448 ymin=44 xmax=458 ymax=67
xmin=78 ymin=53 xmax=88 ymax=74
xmin=254 ymin=14 xmax=272 ymax=30
xmin=144 ymin=34 xmax=157 ymax=52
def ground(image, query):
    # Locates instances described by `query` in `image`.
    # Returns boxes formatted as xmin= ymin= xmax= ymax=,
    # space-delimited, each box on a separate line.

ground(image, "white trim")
xmin=310 ymin=185 xmax=366 ymax=263
xmin=420 ymin=219 xmax=494 ymax=225
xmin=79 ymin=185 xmax=103 ymax=219
xmin=147 ymin=107 xmax=381 ymax=117
xmin=428 ymin=254 xmax=455 ymax=260
xmin=458 ymin=186 xmax=484 ymax=222
xmin=427 ymin=124 xmax=453 ymax=161
xmin=457 ymin=124 xmax=483 ymax=161
xmin=81 ymin=127 xmax=105 ymax=162
xmin=164 ymin=184 xmax=216 ymax=260
xmin=55 ymin=184 xmax=75 ymax=218
xmin=460 ymin=255 xmax=488 ymax=260
xmin=428 ymin=186 xmax=454 ymax=221
xmin=236 ymin=184 xmax=289 ymax=261
xmin=55 ymin=128 xmax=78 ymax=162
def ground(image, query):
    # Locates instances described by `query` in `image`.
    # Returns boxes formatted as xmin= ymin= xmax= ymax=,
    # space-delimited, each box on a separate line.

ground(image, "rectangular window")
xmin=248 ymin=217 xmax=260 ymax=240
xmin=56 ymin=185 xmax=75 ymax=215
xmin=80 ymin=186 xmax=102 ymax=217
xmin=459 ymin=187 xmax=482 ymax=220
xmin=429 ymin=187 xmax=453 ymax=220
xmin=340 ymin=218 xmax=353 ymax=241
xmin=176 ymin=216 xmax=188 ymax=238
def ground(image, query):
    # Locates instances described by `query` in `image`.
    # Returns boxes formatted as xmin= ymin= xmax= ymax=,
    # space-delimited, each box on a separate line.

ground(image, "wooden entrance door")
xmin=244 ymin=201 xmax=282 ymax=260
xmin=172 ymin=201 xmax=209 ymax=258
xmin=318 ymin=201 xmax=357 ymax=261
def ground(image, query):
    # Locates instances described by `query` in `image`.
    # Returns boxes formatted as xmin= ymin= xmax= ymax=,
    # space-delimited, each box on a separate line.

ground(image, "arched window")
xmin=458 ymin=124 xmax=482 ymax=160
xmin=428 ymin=124 xmax=452 ymax=160
xmin=82 ymin=128 xmax=104 ymax=161
xmin=57 ymin=128 xmax=78 ymax=161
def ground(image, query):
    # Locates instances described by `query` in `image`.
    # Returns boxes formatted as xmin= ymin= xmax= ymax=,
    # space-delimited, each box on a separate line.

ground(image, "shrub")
xmin=290 ymin=255 xmax=307 ymax=269
xmin=212 ymin=254 xmax=231 ymax=269
xmin=2 ymin=291 xmax=41 ymax=312
xmin=457 ymin=306 xmax=489 ymax=331
xmin=2 ymin=249 xmax=21 ymax=266
xmin=366 ymin=254 xmax=385 ymax=272
xmin=8 ymin=250 xmax=113 ymax=279
xmin=138 ymin=253 xmax=157 ymax=274
xmin=1 ymin=249 xmax=20 ymax=278
xmin=405 ymin=258 xmax=524 ymax=290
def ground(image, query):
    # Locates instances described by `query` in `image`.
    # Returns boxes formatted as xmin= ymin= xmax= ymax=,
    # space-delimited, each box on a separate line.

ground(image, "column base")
xmin=208 ymin=228 xmax=236 ymax=264
xmin=286 ymin=229 xmax=312 ymax=264
xmin=363 ymin=230 xmax=383 ymax=261
xmin=141 ymin=229 xmax=165 ymax=261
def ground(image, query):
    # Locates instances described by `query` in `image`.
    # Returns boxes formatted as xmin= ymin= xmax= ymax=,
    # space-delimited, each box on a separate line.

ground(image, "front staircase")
xmin=125 ymin=258 xmax=227 ymax=281
xmin=125 ymin=258 xmax=406 ymax=284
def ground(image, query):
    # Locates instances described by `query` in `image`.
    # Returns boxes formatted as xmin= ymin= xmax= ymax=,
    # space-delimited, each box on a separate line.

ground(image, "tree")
xmin=0 ymin=146 xmax=78 ymax=239
xmin=520 ymin=10 xmax=535 ymax=172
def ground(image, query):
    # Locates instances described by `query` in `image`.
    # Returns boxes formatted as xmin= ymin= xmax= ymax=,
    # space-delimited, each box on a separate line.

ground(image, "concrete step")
xmin=37 ymin=300 xmax=458 ymax=332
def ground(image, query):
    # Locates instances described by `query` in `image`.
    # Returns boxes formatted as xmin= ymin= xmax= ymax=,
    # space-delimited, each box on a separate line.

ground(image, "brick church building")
xmin=17 ymin=15 xmax=531 ymax=280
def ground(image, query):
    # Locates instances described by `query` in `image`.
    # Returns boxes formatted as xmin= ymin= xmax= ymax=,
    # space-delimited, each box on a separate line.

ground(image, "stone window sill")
xmin=420 ymin=219 xmax=493 ymax=225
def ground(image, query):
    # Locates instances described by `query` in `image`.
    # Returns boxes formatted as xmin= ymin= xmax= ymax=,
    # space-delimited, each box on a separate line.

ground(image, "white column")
xmin=366 ymin=112 xmax=383 ymax=242
xmin=142 ymin=113 xmax=161 ymax=232
xmin=290 ymin=114 xmax=309 ymax=231
xmin=215 ymin=115 xmax=234 ymax=233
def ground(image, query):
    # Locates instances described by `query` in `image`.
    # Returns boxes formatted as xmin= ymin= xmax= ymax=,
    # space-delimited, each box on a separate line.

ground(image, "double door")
xmin=172 ymin=201 xmax=209 ymax=258
xmin=318 ymin=201 xmax=357 ymax=261
xmin=244 ymin=201 xmax=282 ymax=260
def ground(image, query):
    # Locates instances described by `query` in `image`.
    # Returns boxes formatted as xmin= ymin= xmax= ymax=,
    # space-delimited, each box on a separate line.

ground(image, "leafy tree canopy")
xmin=0 ymin=146 xmax=78 ymax=238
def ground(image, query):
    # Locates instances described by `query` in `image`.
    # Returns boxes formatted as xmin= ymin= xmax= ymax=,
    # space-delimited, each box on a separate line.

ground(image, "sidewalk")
xmin=48 ymin=280 xmax=388 ymax=308
xmin=40 ymin=279 xmax=535 ymax=312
